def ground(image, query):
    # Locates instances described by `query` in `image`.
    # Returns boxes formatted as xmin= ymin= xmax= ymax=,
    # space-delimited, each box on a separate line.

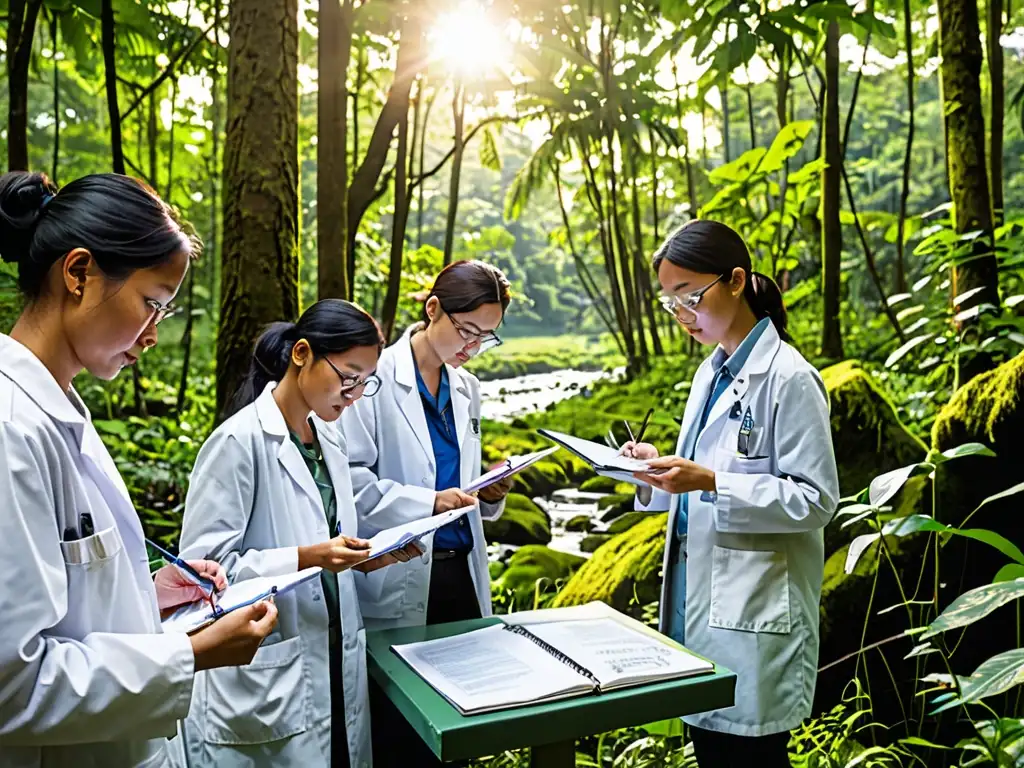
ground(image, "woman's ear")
xmin=424 ymin=296 xmax=441 ymax=324
xmin=291 ymin=338 xmax=311 ymax=367
xmin=62 ymin=248 xmax=94 ymax=299
xmin=730 ymin=267 xmax=746 ymax=297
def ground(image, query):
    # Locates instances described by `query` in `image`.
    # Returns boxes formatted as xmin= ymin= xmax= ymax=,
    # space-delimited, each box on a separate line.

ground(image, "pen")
xmin=145 ymin=538 xmax=220 ymax=611
xmin=634 ymin=408 xmax=655 ymax=444
xmin=623 ymin=419 xmax=636 ymax=444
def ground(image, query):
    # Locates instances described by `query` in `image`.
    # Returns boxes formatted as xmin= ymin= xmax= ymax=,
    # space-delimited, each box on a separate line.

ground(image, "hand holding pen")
xmin=147 ymin=538 xmax=227 ymax=615
xmin=620 ymin=407 xmax=657 ymax=459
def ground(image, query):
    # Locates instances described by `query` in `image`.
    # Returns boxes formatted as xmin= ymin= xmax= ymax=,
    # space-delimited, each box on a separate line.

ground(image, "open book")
xmin=391 ymin=615 xmax=714 ymax=715
xmin=462 ymin=446 xmax=561 ymax=494
xmin=161 ymin=567 xmax=322 ymax=634
xmin=537 ymin=429 xmax=662 ymax=486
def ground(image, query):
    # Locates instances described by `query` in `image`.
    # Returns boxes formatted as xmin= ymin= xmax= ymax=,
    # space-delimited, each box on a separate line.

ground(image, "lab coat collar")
xmin=254 ymin=383 xmax=324 ymax=511
xmin=0 ymin=334 xmax=88 ymax=435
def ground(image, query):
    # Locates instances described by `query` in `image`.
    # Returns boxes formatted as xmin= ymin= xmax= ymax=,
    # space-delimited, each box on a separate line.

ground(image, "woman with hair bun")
xmin=0 ymin=171 xmax=277 ymax=767
xmin=623 ymin=220 xmax=840 ymax=767
xmin=178 ymin=299 xmax=419 ymax=767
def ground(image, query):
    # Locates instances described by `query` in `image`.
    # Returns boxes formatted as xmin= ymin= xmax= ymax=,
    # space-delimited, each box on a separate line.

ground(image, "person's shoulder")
xmin=773 ymin=342 xmax=827 ymax=394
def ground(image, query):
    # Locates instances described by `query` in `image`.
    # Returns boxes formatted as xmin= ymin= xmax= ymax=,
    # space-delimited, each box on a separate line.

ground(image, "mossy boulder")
xmin=580 ymin=476 xmax=619 ymax=494
xmin=483 ymin=494 xmax=551 ymax=546
xmin=605 ymin=511 xmax=651 ymax=535
xmin=553 ymin=513 xmax=667 ymax=619
xmin=598 ymin=493 xmax=634 ymax=522
xmin=564 ymin=514 xmax=595 ymax=533
xmin=512 ymin=460 xmax=569 ymax=497
xmin=492 ymin=545 xmax=586 ymax=610
xmin=579 ymin=533 xmax=613 ymax=553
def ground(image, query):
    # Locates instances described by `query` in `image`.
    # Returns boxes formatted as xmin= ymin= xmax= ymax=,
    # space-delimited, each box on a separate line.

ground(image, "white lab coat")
xmin=177 ymin=384 xmax=371 ymax=767
xmin=640 ymin=322 xmax=839 ymax=736
xmin=0 ymin=334 xmax=195 ymax=768
xmin=341 ymin=330 xmax=505 ymax=629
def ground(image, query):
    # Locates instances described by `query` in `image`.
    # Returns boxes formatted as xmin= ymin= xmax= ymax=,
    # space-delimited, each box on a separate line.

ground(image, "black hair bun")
xmin=0 ymin=171 xmax=57 ymax=265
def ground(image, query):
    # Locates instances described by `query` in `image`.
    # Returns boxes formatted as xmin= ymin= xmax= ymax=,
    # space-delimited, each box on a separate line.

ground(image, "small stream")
xmin=479 ymin=369 xmax=618 ymax=558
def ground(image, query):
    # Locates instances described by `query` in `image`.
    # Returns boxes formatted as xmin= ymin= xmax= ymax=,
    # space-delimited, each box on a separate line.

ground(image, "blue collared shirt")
xmin=415 ymin=366 xmax=472 ymax=551
xmin=675 ymin=317 xmax=771 ymax=539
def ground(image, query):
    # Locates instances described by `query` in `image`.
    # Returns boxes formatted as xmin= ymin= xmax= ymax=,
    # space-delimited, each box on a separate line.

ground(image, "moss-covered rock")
xmin=492 ymin=545 xmax=586 ymax=610
xmin=512 ymin=460 xmax=569 ymax=497
xmin=564 ymin=514 xmax=594 ymax=533
xmin=932 ymin=353 xmax=1024 ymax=452
xmin=580 ymin=476 xmax=620 ymax=494
xmin=483 ymin=494 xmax=551 ymax=546
xmin=553 ymin=513 xmax=667 ymax=618
xmin=604 ymin=511 xmax=651 ymax=535
xmin=579 ymin=533 xmax=613 ymax=553
xmin=597 ymin=492 xmax=634 ymax=522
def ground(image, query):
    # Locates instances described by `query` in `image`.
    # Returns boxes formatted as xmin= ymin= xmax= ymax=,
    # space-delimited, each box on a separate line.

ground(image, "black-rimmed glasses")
xmin=658 ymin=275 xmax=724 ymax=316
xmin=448 ymin=313 xmax=503 ymax=353
xmin=323 ymin=357 xmax=381 ymax=399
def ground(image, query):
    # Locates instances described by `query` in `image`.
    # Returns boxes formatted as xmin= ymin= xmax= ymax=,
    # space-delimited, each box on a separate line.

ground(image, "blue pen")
xmin=145 ymin=538 xmax=221 ymax=612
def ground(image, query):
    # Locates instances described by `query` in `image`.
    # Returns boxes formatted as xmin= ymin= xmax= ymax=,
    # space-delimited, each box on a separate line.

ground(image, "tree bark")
xmin=987 ymin=0 xmax=1004 ymax=224
xmin=896 ymin=0 xmax=915 ymax=294
xmin=416 ymin=89 xmax=435 ymax=248
xmin=317 ymin=0 xmax=353 ymax=300
xmin=217 ymin=0 xmax=300 ymax=419
xmin=347 ymin=10 xmax=423 ymax=261
xmin=101 ymin=0 xmax=125 ymax=174
xmin=721 ymin=72 xmax=732 ymax=163
xmin=7 ymin=0 xmax=43 ymax=171
xmin=821 ymin=20 xmax=844 ymax=360
xmin=50 ymin=11 xmax=60 ymax=183
xmin=441 ymin=83 xmax=465 ymax=266
xmin=381 ymin=108 xmax=411 ymax=340
xmin=936 ymin=0 xmax=1000 ymax=334
xmin=745 ymin=81 xmax=756 ymax=149
xmin=165 ymin=80 xmax=176 ymax=201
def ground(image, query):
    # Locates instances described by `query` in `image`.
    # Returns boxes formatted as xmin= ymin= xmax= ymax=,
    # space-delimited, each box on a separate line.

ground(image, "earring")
xmin=73 ymin=287 xmax=83 ymax=297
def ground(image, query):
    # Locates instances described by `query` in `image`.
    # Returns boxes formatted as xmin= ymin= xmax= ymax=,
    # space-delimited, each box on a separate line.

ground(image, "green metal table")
xmin=366 ymin=617 xmax=736 ymax=767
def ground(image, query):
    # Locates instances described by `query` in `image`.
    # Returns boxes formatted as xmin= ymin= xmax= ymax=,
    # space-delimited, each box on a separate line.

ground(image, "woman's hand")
xmin=154 ymin=559 xmax=228 ymax=614
xmin=353 ymin=541 xmax=424 ymax=573
xmin=477 ymin=470 xmax=514 ymax=504
xmin=635 ymin=456 xmax=716 ymax=496
xmin=434 ymin=488 xmax=477 ymax=514
xmin=298 ymin=535 xmax=372 ymax=573
xmin=621 ymin=441 xmax=659 ymax=460
xmin=190 ymin=599 xmax=279 ymax=671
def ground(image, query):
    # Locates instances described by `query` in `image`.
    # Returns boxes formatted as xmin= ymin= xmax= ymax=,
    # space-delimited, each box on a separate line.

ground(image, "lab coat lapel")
xmin=318 ymin=416 xmax=359 ymax=537
xmin=254 ymin=384 xmax=323 ymax=513
xmin=450 ymin=367 xmax=471 ymax=448
xmin=392 ymin=335 xmax=435 ymax=467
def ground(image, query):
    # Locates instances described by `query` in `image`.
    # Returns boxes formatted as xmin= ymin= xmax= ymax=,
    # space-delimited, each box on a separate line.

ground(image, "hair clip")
xmin=40 ymin=193 xmax=55 ymax=210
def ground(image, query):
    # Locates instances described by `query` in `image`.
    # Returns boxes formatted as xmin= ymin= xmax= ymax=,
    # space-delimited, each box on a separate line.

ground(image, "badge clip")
xmin=737 ymin=407 xmax=754 ymax=456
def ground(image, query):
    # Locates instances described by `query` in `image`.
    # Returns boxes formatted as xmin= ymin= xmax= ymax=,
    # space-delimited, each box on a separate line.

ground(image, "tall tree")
xmin=101 ymin=0 xmax=126 ymax=173
xmin=317 ymin=0 xmax=354 ymax=300
xmin=217 ymin=0 xmax=300 ymax=419
xmin=936 ymin=0 xmax=1001 ymax=348
xmin=986 ymin=0 xmax=1004 ymax=224
xmin=821 ymin=20 xmax=844 ymax=359
xmin=895 ymin=0 xmax=915 ymax=294
xmin=381 ymin=107 xmax=411 ymax=340
xmin=6 ymin=0 xmax=43 ymax=171
xmin=441 ymin=82 xmax=465 ymax=266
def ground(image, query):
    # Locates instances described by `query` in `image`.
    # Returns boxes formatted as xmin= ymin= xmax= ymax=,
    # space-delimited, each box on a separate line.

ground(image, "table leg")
xmin=529 ymin=739 xmax=575 ymax=768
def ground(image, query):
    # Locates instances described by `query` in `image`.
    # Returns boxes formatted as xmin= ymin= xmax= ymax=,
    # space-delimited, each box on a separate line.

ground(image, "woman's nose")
xmin=139 ymin=321 xmax=158 ymax=349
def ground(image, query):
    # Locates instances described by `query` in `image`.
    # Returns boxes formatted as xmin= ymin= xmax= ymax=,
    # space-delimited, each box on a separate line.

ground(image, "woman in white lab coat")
xmin=178 ymin=299 xmax=415 ymax=768
xmin=624 ymin=220 xmax=840 ymax=768
xmin=0 ymin=171 xmax=277 ymax=768
xmin=342 ymin=259 xmax=513 ymax=630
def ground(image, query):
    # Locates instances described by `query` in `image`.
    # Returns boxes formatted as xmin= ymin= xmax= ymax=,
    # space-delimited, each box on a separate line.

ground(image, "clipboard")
xmin=462 ymin=447 xmax=561 ymax=494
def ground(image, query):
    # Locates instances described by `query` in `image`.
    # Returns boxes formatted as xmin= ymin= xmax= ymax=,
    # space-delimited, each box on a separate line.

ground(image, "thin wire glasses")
xmin=448 ymin=313 xmax=503 ymax=354
xmin=323 ymin=357 xmax=382 ymax=399
xmin=657 ymin=275 xmax=724 ymax=317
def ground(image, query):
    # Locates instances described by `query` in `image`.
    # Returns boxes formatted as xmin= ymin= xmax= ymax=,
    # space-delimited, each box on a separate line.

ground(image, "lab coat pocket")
xmin=59 ymin=526 xmax=128 ymax=636
xmin=723 ymin=455 xmax=773 ymax=475
xmin=60 ymin=524 xmax=123 ymax=566
xmin=708 ymin=546 xmax=791 ymax=634
xmin=204 ymin=635 xmax=310 ymax=745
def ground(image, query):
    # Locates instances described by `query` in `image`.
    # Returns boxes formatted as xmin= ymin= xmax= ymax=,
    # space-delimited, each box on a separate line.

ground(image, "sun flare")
xmin=428 ymin=1 xmax=511 ymax=78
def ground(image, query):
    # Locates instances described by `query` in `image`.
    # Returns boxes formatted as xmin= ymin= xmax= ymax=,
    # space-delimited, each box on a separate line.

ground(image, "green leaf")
xmin=923 ymin=579 xmax=1024 ymax=638
xmin=868 ymin=463 xmax=931 ymax=508
xmin=885 ymin=334 xmax=933 ymax=367
xmin=935 ymin=649 xmax=1024 ymax=713
xmin=994 ymin=564 xmax=1024 ymax=583
xmin=760 ymin=120 xmax=815 ymax=175
xmin=94 ymin=419 xmax=129 ymax=438
xmin=479 ymin=126 xmax=502 ymax=172
xmin=707 ymin=147 xmax=767 ymax=184
xmin=935 ymin=443 xmax=997 ymax=462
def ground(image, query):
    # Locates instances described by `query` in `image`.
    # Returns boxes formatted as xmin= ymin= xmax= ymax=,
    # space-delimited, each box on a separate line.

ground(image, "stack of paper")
xmin=537 ymin=429 xmax=658 ymax=485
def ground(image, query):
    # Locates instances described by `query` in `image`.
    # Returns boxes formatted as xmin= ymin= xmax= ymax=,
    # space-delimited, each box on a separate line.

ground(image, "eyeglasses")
xmin=448 ymin=313 xmax=503 ymax=354
xmin=145 ymin=299 xmax=182 ymax=325
xmin=322 ymin=357 xmax=382 ymax=399
xmin=658 ymin=275 xmax=724 ymax=316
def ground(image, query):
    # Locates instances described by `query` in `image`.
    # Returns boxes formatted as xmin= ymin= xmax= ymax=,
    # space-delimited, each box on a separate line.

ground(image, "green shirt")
xmin=289 ymin=426 xmax=341 ymax=639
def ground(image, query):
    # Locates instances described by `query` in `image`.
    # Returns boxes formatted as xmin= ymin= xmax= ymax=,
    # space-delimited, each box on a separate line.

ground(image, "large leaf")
xmin=708 ymin=147 xmax=767 ymax=184
xmin=760 ymin=120 xmax=815 ymax=175
xmin=885 ymin=334 xmax=933 ymax=367
xmin=479 ymin=126 xmax=502 ymax=172
xmin=869 ymin=463 xmax=931 ymax=508
xmin=922 ymin=579 xmax=1024 ymax=639
xmin=932 ymin=649 xmax=1024 ymax=714
xmin=934 ymin=443 xmax=997 ymax=462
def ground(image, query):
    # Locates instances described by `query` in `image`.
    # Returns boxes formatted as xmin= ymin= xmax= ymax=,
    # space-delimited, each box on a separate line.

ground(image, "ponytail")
xmin=227 ymin=300 xmax=383 ymax=417
xmin=652 ymin=219 xmax=790 ymax=341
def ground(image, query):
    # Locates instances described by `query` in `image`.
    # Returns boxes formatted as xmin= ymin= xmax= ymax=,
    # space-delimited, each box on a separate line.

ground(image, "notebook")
xmin=391 ymin=615 xmax=714 ymax=715
xmin=462 ymin=446 xmax=561 ymax=494
xmin=537 ymin=429 xmax=662 ymax=486
xmin=160 ymin=567 xmax=323 ymax=634
xmin=363 ymin=505 xmax=476 ymax=561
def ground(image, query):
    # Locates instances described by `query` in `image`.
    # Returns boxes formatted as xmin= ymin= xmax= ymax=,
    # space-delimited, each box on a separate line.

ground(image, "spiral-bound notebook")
xmin=391 ymin=616 xmax=714 ymax=715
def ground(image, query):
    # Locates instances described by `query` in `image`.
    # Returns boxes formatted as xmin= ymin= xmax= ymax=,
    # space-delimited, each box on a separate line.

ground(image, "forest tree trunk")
xmin=50 ymin=12 xmax=60 ymax=182
xmin=381 ymin=109 xmax=411 ymax=340
xmin=101 ymin=0 xmax=125 ymax=174
xmin=986 ymin=0 xmax=1004 ymax=224
xmin=936 ymin=0 xmax=1001 ymax=362
xmin=441 ymin=83 xmax=465 ymax=266
xmin=317 ymin=0 xmax=353 ymax=300
xmin=821 ymin=20 xmax=844 ymax=360
xmin=7 ymin=0 xmax=43 ymax=171
xmin=896 ymin=0 xmax=915 ymax=294
xmin=217 ymin=0 xmax=300 ymax=419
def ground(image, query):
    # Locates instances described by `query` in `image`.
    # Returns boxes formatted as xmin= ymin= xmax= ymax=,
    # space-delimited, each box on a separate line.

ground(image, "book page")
xmin=392 ymin=624 xmax=594 ymax=714
xmin=526 ymin=617 xmax=714 ymax=691
xmin=539 ymin=430 xmax=650 ymax=473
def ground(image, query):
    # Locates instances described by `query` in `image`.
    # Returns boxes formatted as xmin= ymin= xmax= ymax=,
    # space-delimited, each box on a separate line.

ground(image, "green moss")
xmin=932 ymin=352 xmax=1024 ymax=450
xmin=605 ymin=511 xmax=650 ymax=535
xmin=565 ymin=514 xmax=594 ymax=532
xmin=553 ymin=513 xmax=667 ymax=618
xmin=598 ymin=493 xmax=634 ymax=522
xmin=580 ymin=476 xmax=620 ymax=494
xmin=483 ymin=493 xmax=551 ymax=546
xmin=512 ymin=460 xmax=569 ymax=497
xmin=580 ymin=533 xmax=613 ymax=553
xmin=492 ymin=545 xmax=586 ymax=610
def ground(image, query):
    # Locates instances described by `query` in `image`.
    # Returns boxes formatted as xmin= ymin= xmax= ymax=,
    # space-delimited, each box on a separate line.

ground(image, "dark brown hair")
xmin=423 ymin=260 xmax=511 ymax=325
